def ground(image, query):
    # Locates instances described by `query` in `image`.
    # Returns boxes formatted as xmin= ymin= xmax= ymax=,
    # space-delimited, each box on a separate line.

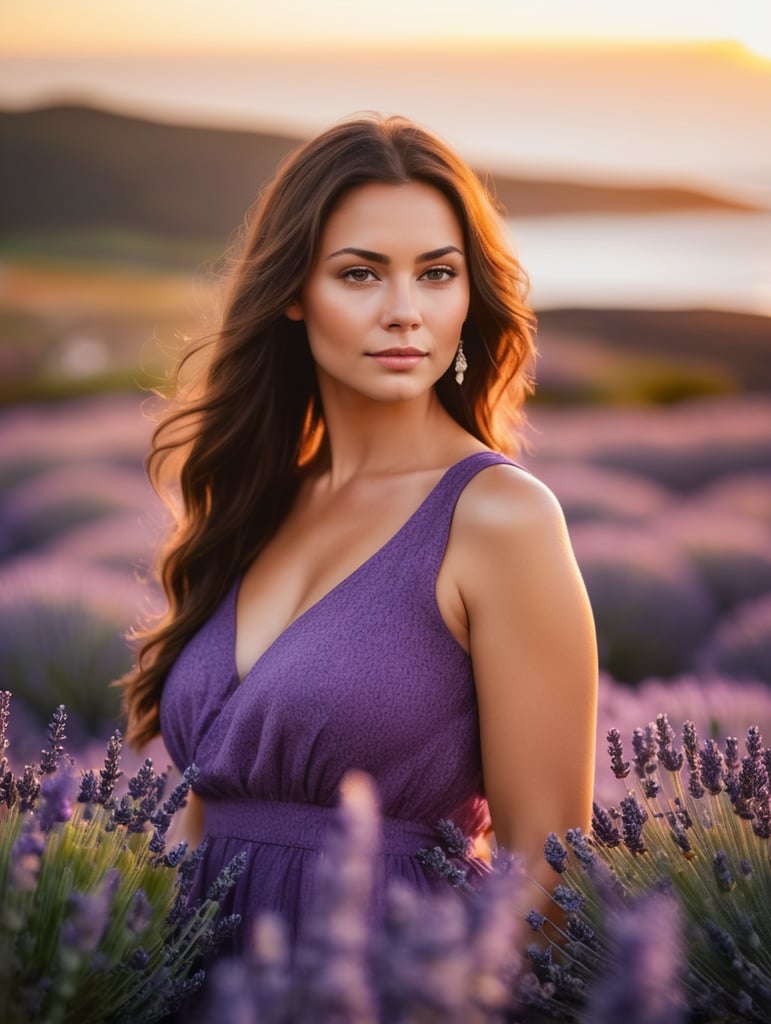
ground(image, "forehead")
xmin=320 ymin=181 xmax=464 ymax=251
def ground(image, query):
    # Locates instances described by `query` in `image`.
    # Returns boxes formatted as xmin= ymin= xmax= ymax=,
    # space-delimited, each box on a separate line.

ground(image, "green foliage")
xmin=0 ymin=693 xmax=236 ymax=1024
xmin=527 ymin=715 xmax=771 ymax=1022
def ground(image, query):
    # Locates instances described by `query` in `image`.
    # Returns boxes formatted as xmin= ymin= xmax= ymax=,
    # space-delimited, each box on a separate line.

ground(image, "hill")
xmin=0 ymin=103 xmax=758 ymax=251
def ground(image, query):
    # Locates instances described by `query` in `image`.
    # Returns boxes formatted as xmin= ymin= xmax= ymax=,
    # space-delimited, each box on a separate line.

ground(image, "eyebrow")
xmin=325 ymin=245 xmax=463 ymax=264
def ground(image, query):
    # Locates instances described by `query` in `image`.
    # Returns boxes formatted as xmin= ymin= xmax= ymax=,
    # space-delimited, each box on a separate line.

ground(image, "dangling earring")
xmin=454 ymin=340 xmax=467 ymax=385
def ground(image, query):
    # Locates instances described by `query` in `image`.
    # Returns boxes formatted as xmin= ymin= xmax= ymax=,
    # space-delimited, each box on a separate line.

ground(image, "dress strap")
xmin=411 ymin=451 xmax=519 ymax=578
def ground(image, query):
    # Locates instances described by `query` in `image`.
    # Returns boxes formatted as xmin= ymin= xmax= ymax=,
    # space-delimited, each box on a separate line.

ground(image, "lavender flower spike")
xmin=39 ymin=704 xmax=68 ymax=775
xmin=592 ymin=803 xmax=621 ymax=848
xmin=681 ymin=721 xmax=700 ymax=772
xmin=712 ymin=850 xmax=735 ymax=892
xmin=544 ymin=832 xmax=568 ymax=873
xmin=566 ymin=827 xmax=597 ymax=869
xmin=620 ymin=794 xmax=648 ymax=855
xmin=607 ymin=728 xmax=631 ymax=779
xmin=39 ymin=770 xmax=77 ymax=831
xmin=582 ymin=890 xmax=686 ymax=1024
xmin=632 ymin=725 xmax=658 ymax=780
xmin=656 ymin=713 xmax=684 ymax=773
xmin=699 ymin=739 xmax=725 ymax=796
xmin=97 ymin=730 xmax=123 ymax=806
xmin=0 ymin=689 xmax=12 ymax=754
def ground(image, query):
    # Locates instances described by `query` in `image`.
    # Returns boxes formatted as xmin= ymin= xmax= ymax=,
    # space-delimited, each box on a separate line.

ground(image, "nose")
xmin=381 ymin=278 xmax=422 ymax=331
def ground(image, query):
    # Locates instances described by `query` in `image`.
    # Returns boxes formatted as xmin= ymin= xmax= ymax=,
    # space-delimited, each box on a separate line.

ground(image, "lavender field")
xmin=2 ymin=388 xmax=771 ymax=779
xmin=3 ymin=386 xmax=771 ymax=1022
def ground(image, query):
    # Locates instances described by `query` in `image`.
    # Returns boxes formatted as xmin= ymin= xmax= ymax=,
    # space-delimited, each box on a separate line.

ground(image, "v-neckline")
xmin=229 ymin=451 xmax=489 ymax=688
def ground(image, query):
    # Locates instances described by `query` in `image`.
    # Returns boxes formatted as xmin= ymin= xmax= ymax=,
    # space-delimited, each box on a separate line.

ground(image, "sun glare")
xmin=725 ymin=1 xmax=771 ymax=61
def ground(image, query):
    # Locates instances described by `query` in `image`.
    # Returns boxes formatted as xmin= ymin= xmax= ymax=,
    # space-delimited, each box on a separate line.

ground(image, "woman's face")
xmin=286 ymin=180 xmax=470 ymax=405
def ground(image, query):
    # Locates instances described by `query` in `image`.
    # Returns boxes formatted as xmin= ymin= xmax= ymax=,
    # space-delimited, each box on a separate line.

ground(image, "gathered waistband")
xmin=203 ymin=796 xmax=440 ymax=855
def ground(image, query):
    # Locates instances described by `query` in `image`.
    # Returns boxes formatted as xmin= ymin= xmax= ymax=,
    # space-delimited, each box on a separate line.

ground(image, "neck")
xmin=315 ymin=384 xmax=463 ymax=488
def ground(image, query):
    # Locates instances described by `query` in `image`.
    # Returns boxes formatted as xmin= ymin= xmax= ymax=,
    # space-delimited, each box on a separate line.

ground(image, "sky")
xmin=1 ymin=0 xmax=770 ymax=56
xmin=3 ymin=0 xmax=770 ymax=206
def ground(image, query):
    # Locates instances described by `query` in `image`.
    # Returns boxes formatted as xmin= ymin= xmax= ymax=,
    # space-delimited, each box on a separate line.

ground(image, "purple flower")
xmin=0 ymin=689 xmax=10 ymax=753
xmin=746 ymin=725 xmax=763 ymax=758
xmin=582 ymin=890 xmax=686 ymax=1024
xmin=207 ymin=851 xmax=247 ymax=902
xmin=128 ymin=947 xmax=150 ymax=971
xmin=417 ymin=846 xmax=469 ymax=889
xmin=296 ymin=771 xmax=381 ymax=1024
xmin=724 ymin=736 xmax=740 ymax=773
xmin=699 ymin=739 xmax=725 ymax=795
xmin=17 ymin=763 xmax=41 ymax=811
xmin=126 ymin=888 xmax=152 ymax=934
xmin=712 ymin=851 xmax=734 ymax=892
xmin=656 ymin=713 xmax=684 ymax=773
xmin=77 ymin=768 xmax=99 ymax=804
xmin=592 ymin=803 xmax=621 ymax=848
xmin=39 ymin=704 xmax=67 ymax=775
xmin=553 ymin=885 xmax=585 ymax=913
xmin=378 ymin=882 xmax=469 ymax=1020
xmin=565 ymin=827 xmax=597 ymax=869
xmin=248 ymin=912 xmax=292 ymax=1020
xmin=566 ymin=915 xmax=597 ymax=950
xmin=127 ymin=758 xmax=159 ymax=800
xmin=670 ymin=820 xmax=692 ymax=856
xmin=526 ymin=908 xmax=546 ymax=931
xmin=464 ymin=856 xmax=525 ymax=1015
xmin=164 ymin=841 xmax=188 ymax=868
xmin=632 ymin=724 xmax=658 ymax=780
xmin=544 ymin=832 xmax=568 ymax=873
xmin=61 ymin=871 xmax=120 ymax=955
xmin=0 ymin=767 xmax=17 ymax=808
xmin=688 ymin=771 xmax=706 ymax=800
xmin=111 ymin=794 xmax=133 ymax=828
xmin=620 ymin=794 xmax=648 ymax=854
xmin=149 ymin=765 xmax=198 ymax=855
xmin=434 ymin=818 xmax=472 ymax=858
xmin=198 ymin=958 xmax=261 ymax=1024
xmin=642 ymin=775 xmax=661 ymax=799
xmin=166 ymin=840 xmax=208 ymax=926
xmin=38 ymin=770 xmax=76 ymax=831
xmin=682 ymin=721 xmax=700 ymax=772
xmin=97 ymin=730 xmax=123 ymax=806
xmin=607 ymin=728 xmax=631 ymax=779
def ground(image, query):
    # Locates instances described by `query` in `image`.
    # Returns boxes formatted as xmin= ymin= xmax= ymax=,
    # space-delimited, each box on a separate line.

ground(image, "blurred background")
xmin=1 ymin=0 xmax=770 ymax=774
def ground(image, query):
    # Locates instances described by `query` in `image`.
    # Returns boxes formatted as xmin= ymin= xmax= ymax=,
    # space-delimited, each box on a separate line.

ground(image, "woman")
xmin=122 ymin=113 xmax=597 ymax=948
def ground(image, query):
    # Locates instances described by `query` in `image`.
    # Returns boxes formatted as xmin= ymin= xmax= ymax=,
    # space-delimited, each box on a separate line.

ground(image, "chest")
xmin=233 ymin=472 xmax=446 ymax=682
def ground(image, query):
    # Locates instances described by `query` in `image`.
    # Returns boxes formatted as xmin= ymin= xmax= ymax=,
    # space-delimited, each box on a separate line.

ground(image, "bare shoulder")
xmin=452 ymin=462 xmax=568 ymax=553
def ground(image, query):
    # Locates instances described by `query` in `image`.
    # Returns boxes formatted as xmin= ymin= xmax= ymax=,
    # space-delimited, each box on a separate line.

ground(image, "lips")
xmin=367 ymin=347 xmax=428 ymax=371
xmin=368 ymin=347 xmax=427 ymax=357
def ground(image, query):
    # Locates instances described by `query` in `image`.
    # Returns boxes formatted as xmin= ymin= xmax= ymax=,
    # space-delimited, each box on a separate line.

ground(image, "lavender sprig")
xmin=544 ymin=832 xmax=568 ymax=873
xmin=607 ymin=728 xmax=630 ymax=779
xmin=39 ymin=705 xmax=68 ymax=776
xmin=97 ymin=730 xmax=123 ymax=807
xmin=656 ymin=713 xmax=684 ymax=773
xmin=699 ymin=739 xmax=725 ymax=796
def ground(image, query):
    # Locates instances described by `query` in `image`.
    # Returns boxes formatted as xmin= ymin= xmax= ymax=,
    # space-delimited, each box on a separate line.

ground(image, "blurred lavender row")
xmin=1 ymin=392 xmax=770 ymax=763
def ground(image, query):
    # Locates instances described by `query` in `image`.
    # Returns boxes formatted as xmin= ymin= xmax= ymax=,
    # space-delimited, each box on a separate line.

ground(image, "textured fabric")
xmin=159 ymin=450 xmax=514 ymax=948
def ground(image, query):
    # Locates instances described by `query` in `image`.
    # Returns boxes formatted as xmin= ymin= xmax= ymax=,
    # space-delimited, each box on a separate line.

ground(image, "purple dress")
xmin=159 ymin=451 xmax=513 ymax=947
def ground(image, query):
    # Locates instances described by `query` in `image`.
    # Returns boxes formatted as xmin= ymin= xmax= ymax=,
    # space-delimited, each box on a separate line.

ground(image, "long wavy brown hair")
xmin=121 ymin=113 xmax=536 ymax=746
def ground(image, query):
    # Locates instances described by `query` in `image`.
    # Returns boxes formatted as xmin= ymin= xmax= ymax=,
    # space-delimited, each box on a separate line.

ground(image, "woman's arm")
xmin=455 ymin=465 xmax=598 ymax=912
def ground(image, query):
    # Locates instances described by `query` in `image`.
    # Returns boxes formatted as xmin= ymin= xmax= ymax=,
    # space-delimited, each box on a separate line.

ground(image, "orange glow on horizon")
xmin=0 ymin=1 xmax=759 ymax=57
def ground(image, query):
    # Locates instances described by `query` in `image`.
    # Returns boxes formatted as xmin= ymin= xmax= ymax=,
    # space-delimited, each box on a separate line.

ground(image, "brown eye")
xmin=341 ymin=267 xmax=377 ymax=283
xmin=420 ymin=266 xmax=456 ymax=282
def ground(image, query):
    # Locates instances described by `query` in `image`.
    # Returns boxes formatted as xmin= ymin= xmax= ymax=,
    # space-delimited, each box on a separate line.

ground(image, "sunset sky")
xmin=1 ymin=0 xmax=770 ymax=56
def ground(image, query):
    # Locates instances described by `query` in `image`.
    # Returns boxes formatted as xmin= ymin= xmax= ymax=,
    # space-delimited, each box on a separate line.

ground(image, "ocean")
xmin=2 ymin=48 xmax=770 ymax=314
